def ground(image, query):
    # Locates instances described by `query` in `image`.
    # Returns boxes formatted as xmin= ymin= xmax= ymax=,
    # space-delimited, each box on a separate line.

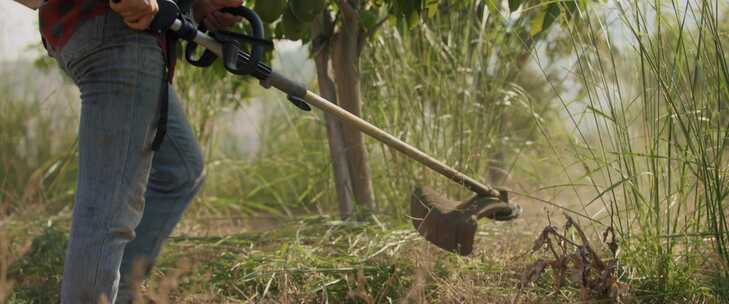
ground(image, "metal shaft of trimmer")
xmin=168 ymin=19 xmax=500 ymax=199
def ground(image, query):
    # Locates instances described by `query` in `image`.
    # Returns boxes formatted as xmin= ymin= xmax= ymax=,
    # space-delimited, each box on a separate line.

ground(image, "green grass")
xmin=180 ymin=218 xmax=418 ymax=302
xmin=358 ymin=1 xmax=567 ymax=221
xmin=0 ymin=63 xmax=78 ymax=216
xmin=7 ymin=225 xmax=67 ymax=304
xmin=152 ymin=217 xmax=546 ymax=303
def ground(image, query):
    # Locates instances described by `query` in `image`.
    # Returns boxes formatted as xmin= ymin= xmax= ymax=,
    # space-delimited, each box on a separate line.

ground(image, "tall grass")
xmin=534 ymin=0 xmax=729 ymax=301
xmin=0 ymin=61 xmax=78 ymax=303
xmin=360 ymin=4 xmax=563 ymax=219
xmin=0 ymin=63 xmax=78 ymax=215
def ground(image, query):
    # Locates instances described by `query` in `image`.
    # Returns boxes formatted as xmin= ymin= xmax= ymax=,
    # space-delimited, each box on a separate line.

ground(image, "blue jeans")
xmin=51 ymin=12 xmax=204 ymax=304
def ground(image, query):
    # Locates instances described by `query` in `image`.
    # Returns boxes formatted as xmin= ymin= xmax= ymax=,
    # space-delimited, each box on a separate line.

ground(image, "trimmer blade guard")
xmin=410 ymin=186 xmax=520 ymax=256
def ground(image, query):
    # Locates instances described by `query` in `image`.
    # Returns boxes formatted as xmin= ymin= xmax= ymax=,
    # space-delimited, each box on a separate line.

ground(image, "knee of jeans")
xmin=186 ymin=156 xmax=205 ymax=192
xmin=107 ymin=196 xmax=146 ymax=242
xmin=151 ymin=152 xmax=205 ymax=195
xmin=73 ymin=184 xmax=145 ymax=233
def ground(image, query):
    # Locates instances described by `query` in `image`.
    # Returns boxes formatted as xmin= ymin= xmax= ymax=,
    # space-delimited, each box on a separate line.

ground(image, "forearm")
xmin=14 ymin=0 xmax=43 ymax=10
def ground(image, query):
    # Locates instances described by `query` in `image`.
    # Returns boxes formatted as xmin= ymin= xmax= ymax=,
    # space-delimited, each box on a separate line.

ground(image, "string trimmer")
xmin=149 ymin=1 xmax=522 ymax=256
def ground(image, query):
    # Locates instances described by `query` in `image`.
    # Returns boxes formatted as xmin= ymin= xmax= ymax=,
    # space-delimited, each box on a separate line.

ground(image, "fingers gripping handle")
xmin=150 ymin=0 xmax=180 ymax=31
xmin=110 ymin=0 xmax=180 ymax=32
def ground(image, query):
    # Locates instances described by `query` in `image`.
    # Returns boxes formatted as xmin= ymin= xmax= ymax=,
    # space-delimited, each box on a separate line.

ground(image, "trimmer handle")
xmin=215 ymin=6 xmax=266 ymax=76
xmin=144 ymin=0 xmax=268 ymax=78
xmin=150 ymin=0 xmax=181 ymax=32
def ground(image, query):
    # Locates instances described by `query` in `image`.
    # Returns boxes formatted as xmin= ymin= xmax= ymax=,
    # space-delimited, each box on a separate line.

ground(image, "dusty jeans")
xmin=51 ymin=11 xmax=204 ymax=304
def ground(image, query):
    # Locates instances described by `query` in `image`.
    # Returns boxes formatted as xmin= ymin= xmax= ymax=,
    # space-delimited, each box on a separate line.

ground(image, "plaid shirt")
xmin=39 ymin=0 xmax=109 ymax=48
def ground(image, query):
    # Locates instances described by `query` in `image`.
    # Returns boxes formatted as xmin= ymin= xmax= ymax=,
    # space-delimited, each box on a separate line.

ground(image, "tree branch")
xmin=336 ymin=0 xmax=356 ymax=18
xmin=311 ymin=9 xmax=335 ymax=59
xmin=356 ymin=28 xmax=366 ymax=58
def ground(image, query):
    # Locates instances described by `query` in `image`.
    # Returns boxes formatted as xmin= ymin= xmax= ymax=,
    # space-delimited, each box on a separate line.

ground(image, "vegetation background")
xmin=1 ymin=0 xmax=728 ymax=303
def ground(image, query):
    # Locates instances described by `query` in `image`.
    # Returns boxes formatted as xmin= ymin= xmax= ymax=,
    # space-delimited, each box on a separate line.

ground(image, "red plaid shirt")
xmin=39 ymin=0 xmax=109 ymax=48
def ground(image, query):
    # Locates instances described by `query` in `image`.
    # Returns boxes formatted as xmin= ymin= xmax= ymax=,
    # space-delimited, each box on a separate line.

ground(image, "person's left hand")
xmin=193 ymin=0 xmax=244 ymax=31
xmin=110 ymin=0 xmax=159 ymax=30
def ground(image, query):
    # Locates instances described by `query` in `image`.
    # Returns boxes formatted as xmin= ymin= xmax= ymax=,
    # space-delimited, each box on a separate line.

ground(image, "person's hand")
xmin=193 ymin=0 xmax=244 ymax=31
xmin=15 ymin=0 xmax=44 ymax=10
xmin=110 ymin=0 xmax=159 ymax=30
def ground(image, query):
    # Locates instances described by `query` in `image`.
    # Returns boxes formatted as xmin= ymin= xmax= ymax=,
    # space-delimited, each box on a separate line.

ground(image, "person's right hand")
xmin=110 ymin=0 xmax=159 ymax=30
xmin=193 ymin=0 xmax=244 ymax=31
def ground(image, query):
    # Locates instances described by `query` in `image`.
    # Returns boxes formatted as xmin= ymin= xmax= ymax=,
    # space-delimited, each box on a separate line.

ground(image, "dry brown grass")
xmin=2 ymin=199 xmax=17 ymax=303
xmin=130 ymin=214 xmax=575 ymax=304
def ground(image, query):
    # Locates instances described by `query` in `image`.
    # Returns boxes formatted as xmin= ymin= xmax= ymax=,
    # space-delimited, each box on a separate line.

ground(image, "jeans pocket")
xmin=59 ymin=14 xmax=107 ymax=74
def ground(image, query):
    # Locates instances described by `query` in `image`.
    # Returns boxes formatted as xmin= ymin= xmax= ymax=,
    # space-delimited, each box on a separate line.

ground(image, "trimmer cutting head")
xmin=410 ymin=186 xmax=521 ymax=255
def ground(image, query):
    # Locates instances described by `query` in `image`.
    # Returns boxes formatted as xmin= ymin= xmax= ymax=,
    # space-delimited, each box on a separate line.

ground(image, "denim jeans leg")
xmin=58 ymin=13 xmax=165 ymax=304
xmin=116 ymin=88 xmax=205 ymax=304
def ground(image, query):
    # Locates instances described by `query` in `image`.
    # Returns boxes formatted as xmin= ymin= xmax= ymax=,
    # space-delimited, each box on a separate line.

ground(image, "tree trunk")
xmin=331 ymin=2 xmax=376 ymax=214
xmin=312 ymin=13 xmax=355 ymax=219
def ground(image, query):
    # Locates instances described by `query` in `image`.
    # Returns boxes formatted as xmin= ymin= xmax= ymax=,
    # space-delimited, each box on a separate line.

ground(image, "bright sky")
xmin=0 ymin=1 xmax=41 ymax=61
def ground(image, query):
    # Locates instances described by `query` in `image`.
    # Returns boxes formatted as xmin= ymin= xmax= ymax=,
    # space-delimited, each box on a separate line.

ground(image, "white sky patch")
xmin=0 ymin=1 xmax=42 ymax=61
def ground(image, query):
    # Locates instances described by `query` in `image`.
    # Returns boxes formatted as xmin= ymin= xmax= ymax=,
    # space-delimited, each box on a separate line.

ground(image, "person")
xmin=34 ymin=0 xmax=243 ymax=302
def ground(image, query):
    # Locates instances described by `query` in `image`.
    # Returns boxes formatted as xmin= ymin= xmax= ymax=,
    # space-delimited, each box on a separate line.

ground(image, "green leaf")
xmin=392 ymin=0 xmax=422 ymax=17
xmin=529 ymin=9 xmax=545 ymax=36
xmin=484 ymin=0 xmax=499 ymax=14
xmin=426 ymin=0 xmax=438 ymax=18
xmin=508 ymin=0 xmax=523 ymax=12
xmin=407 ymin=11 xmax=420 ymax=28
xmin=360 ymin=9 xmax=379 ymax=32
xmin=530 ymin=3 xmax=562 ymax=37
xmin=254 ymin=0 xmax=286 ymax=23
xmin=542 ymin=3 xmax=561 ymax=30
xmin=288 ymin=0 xmax=327 ymax=23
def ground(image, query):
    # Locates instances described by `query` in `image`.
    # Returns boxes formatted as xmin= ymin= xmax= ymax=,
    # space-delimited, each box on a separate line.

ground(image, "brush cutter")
xmin=149 ymin=0 xmax=522 ymax=256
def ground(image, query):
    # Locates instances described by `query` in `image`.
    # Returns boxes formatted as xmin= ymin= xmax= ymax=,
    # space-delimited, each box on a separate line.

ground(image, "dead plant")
xmin=518 ymin=214 xmax=630 ymax=303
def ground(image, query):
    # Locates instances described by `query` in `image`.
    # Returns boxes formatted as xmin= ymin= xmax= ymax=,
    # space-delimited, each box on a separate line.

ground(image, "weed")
xmin=8 ymin=225 xmax=67 ymax=304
